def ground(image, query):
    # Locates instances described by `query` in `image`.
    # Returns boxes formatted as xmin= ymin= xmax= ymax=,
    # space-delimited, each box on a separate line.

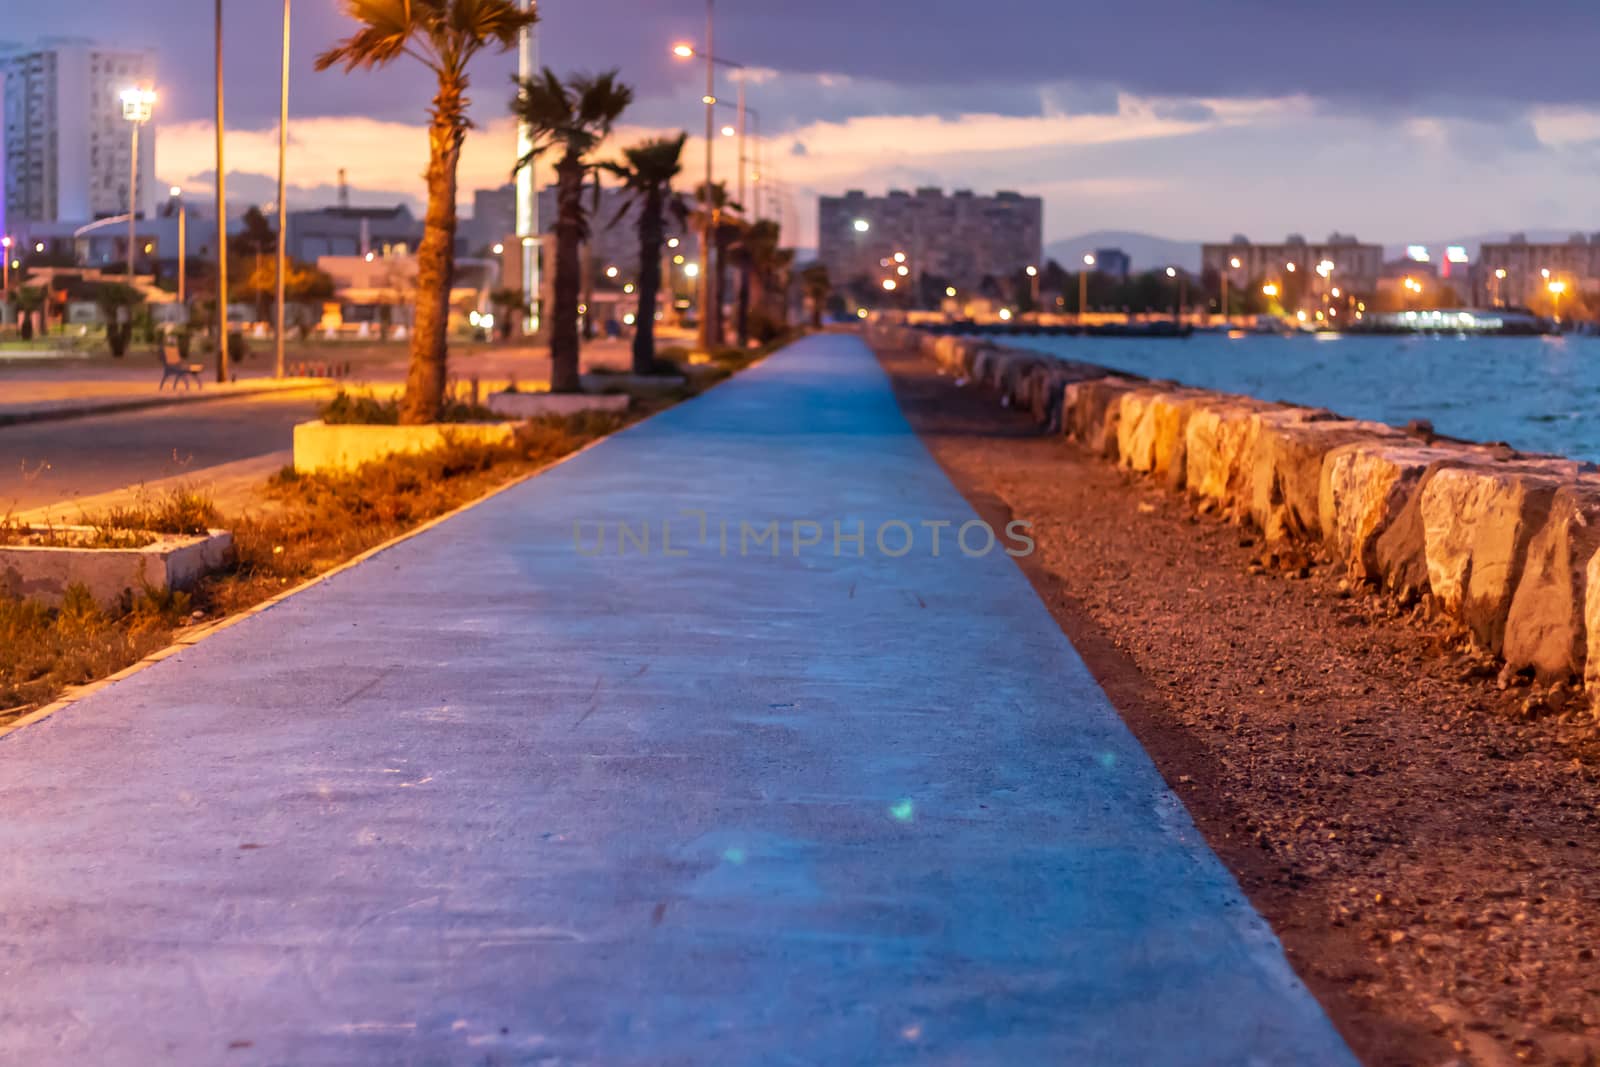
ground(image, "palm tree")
xmin=510 ymin=69 xmax=633 ymax=393
xmin=488 ymin=287 xmax=526 ymax=341
xmin=316 ymin=0 xmax=537 ymax=425
xmin=689 ymin=182 xmax=741 ymax=348
xmin=735 ymin=219 xmax=793 ymax=343
xmin=800 ymin=263 xmax=832 ymax=329
xmin=604 ymin=133 xmax=688 ymax=375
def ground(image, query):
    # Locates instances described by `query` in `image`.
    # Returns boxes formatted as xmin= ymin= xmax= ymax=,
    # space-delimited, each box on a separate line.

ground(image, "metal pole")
xmin=1079 ymin=270 xmax=1088 ymax=324
xmin=177 ymin=200 xmax=186 ymax=307
xmin=516 ymin=0 xmax=538 ymax=336
xmin=736 ymin=80 xmax=746 ymax=218
xmin=127 ymin=120 xmax=139 ymax=279
xmin=215 ymin=0 xmax=230 ymax=383
xmin=275 ymin=0 xmax=290 ymax=378
xmin=697 ymin=0 xmax=714 ymax=353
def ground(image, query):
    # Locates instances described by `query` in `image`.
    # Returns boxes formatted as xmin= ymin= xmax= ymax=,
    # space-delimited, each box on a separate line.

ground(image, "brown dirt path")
xmin=876 ymin=342 xmax=1600 ymax=1067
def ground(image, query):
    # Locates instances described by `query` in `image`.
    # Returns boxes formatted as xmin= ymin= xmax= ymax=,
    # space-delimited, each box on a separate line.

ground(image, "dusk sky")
xmin=11 ymin=1 xmax=1600 ymax=251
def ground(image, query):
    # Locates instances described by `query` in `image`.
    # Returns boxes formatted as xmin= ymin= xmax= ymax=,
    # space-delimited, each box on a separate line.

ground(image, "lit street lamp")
xmin=120 ymin=86 xmax=157 ymax=280
xmin=1549 ymin=279 xmax=1567 ymax=324
xmin=275 ymin=0 xmax=292 ymax=379
xmin=672 ymin=13 xmax=748 ymax=352
xmin=169 ymin=187 xmax=187 ymax=310
xmin=1079 ymin=253 xmax=1095 ymax=324
xmin=1 ymin=236 xmax=10 ymax=291
xmin=1025 ymin=264 xmax=1040 ymax=312
xmin=1221 ymin=255 xmax=1241 ymax=327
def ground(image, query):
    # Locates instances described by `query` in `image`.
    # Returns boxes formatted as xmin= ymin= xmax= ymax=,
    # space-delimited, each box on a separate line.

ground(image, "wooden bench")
xmin=160 ymin=342 xmax=204 ymax=391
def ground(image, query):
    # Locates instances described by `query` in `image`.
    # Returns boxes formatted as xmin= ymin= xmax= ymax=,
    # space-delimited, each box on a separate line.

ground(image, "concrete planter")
xmin=0 ymin=528 xmax=234 ymax=608
xmin=484 ymin=392 xmax=631 ymax=419
xmin=293 ymin=420 xmax=521 ymax=474
xmin=579 ymin=373 xmax=688 ymax=395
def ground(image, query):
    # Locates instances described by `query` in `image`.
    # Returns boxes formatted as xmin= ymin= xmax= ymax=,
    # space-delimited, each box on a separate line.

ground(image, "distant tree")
xmin=734 ymin=218 xmax=794 ymax=344
xmin=316 ymin=0 xmax=539 ymax=424
xmin=95 ymin=283 xmax=146 ymax=357
xmin=230 ymin=206 xmax=277 ymax=259
xmin=13 ymin=286 xmax=46 ymax=340
xmin=489 ymin=286 xmax=526 ymax=341
xmin=800 ymin=263 xmax=832 ymax=329
xmin=605 ymin=133 xmax=689 ymax=374
xmin=689 ymin=181 xmax=741 ymax=345
xmin=510 ymin=68 xmax=633 ymax=392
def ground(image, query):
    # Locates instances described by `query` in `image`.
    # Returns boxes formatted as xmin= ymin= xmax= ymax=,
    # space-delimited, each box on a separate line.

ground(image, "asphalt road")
xmin=0 ymin=392 xmax=326 ymax=512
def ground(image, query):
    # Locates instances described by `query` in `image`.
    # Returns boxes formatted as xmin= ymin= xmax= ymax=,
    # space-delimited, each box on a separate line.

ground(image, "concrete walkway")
xmin=0 ymin=335 xmax=1353 ymax=1065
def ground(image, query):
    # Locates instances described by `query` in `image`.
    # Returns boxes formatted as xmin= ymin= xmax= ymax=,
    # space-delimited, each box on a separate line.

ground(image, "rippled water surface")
xmin=1000 ymin=332 xmax=1600 ymax=462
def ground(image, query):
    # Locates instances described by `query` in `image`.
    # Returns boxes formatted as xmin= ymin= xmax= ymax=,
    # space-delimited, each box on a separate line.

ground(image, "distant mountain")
xmin=1045 ymin=231 xmax=1201 ymax=274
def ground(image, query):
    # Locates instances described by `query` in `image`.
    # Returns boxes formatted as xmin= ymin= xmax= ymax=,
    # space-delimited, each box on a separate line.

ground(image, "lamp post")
xmin=215 ymin=0 xmax=230 ymax=382
xmin=1549 ymin=279 xmax=1567 ymax=325
xmin=119 ymin=86 xmax=156 ymax=280
xmin=1079 ymin=253 xmax=1094 ymax=325
xmin=275 ymin=0 xmax=291 ymax=378
xmin=1 ymin=237 xmax=10 ymax=291
xmin=1025 ymin=264 xmax=1039 ymax=314
xmin=169 ymin=187 xmax=187 ymax=311
xmin=1222 ymin=255 xmax=1240 ymax=327
xmin=673 ymin=17 xmax=751 ymax=351
xmin=1493 ymin=268 xmax=1507 ymax=309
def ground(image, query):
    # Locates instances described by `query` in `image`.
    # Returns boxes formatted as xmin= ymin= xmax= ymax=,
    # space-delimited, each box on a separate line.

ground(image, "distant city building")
xmin=284 ymin=205 xmax=423 ymax=262
xmin=1475 ymin=233 xmax=1600 ymax=309
xmin=2 ymin=41 xmax=157 ymax=227
xmin=1093 ymin=248 xmax=1131 ymax=281
xmin=459 ymin=183 xmax=698 ymax=277
xmin=817 ymin=188 xmax=1043 ymax=291
xmin=1201 ymin=233 xmax=1383 ymax=295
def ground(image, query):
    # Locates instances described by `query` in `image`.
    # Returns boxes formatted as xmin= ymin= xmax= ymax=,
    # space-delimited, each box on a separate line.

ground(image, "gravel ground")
xmin=876 ymin=342 xmax=1600 ymax=1067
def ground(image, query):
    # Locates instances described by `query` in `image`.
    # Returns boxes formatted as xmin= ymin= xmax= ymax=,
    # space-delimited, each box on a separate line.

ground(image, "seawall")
xmin=867 ymin=322 xmax=1600 ymax=697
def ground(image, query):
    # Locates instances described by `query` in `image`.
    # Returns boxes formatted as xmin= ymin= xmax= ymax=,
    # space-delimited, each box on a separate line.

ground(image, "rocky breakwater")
xmin=867 ymin=322 xmax=1600 ymax=702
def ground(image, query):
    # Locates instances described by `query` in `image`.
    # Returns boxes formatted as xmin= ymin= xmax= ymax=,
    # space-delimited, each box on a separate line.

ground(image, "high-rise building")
xmin=2 ymin=41 xmax=157 ymax=227
xmin=1201 ymin=234 xmax=1383 ymax=296
xmin=816 ymin=188 xmax=1043 ymax=292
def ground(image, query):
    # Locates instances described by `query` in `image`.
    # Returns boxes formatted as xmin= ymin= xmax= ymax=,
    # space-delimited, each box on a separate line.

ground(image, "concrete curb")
xmin=0 ymin=379 xmax=337 ymax=427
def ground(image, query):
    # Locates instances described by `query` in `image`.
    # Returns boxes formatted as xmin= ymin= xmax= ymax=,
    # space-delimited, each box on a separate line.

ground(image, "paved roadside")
xmin=0 ymin=335 xmax=1353 ymax=1064
xmin=0 ymin=377 xmax=336 ymax=426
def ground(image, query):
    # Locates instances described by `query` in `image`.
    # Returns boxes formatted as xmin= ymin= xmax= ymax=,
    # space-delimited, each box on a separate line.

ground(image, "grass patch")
xmin=0 ymin=488 xmax=221 ymax=550
xmin=318 ymin=389 xmax=501 ymax=425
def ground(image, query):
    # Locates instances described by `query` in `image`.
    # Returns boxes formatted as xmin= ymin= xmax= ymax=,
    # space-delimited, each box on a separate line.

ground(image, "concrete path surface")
xmin=0 ymin=335 xmax=1353 ymax=1065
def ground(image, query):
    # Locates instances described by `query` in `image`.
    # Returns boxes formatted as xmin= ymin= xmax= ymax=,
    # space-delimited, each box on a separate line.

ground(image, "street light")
xmin=1025 ymin=264 xmax=1040 ymax=310
xmin=169 ymin=186 xmax=187 ymax=310
xmin=853 ymin=219 xmax=870 ymax=233
xmin=1 ymin=236 xmax=10 ymax=290
xmin=1222 ymin=255 xmax=1242 ymax=326
xmin=1549 ymin=279 xmax=1567 ymax=323
xmin=1494 ymin=267 xmax=1507 ymax=308
xmin=1080 ymin=253 xmax=1096 ymax=324
xmin=120 ymin=86 xmax=156 ymax=280
xmin=274 ymin=0 xmax=292 ymax=379
xmin=672 ymin=17 xmax=750 ymax=352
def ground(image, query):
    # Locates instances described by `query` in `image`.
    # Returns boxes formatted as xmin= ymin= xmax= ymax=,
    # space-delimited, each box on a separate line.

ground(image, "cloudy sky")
xmin=11 ymin=1 xmax=1600 ymax=250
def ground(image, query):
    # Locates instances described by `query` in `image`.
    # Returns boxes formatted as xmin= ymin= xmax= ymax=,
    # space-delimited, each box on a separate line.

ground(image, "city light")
xmin=1541 ymin=268 xmax=1551 ymax=279
xmin=605 ymin=265 xmax=619 ymax=279
xmin=1285 ymin=262 xmax=1297 ymax=272
xmin=623 ymin=312 xmax=636 ymax=325
xmin=882 ymin=278 xmax=897 ymax=291
xmin=853 ymin=219 xmax=870 ymax=233
xmin=672 ymin=43 xmax=695 ymax=58
xmin=856 ymin=308 xmax=869 ymax=319
xmin=1083 ymin=254 xmax=1096 ymax=267
xmin=623 ymin=283 xmax=635 ymax=294
xmin=35 ymin=243 xmax=45 ymax=253
xmin=1165 ymin=267 xmax=1177 ymax=278
xmin=946 ymin=286 xmax=957 ymax=297
xmin=1494 ymin=269 xmax=1507 ymax=279
xmin=492 ymin=243 xmax=504 ymax=255
xmin=1262 ymin=284 xmax=1279 ymax=297
xmin=364 ymin=252 xmax=375 ymax=262
xmin=683 ymin=262 xmax=699 ymax=278
xmin=668 ymin=237 xmax=681 ymax=248
xmin=896 ymin=265 xmax=909 ymax=277
xmin=1549 ymin=280 xmax=1568 ymax=295
xmin=1331 ymin=287 xmax=1341 ymax=298
xmin=169 ymin=185 xmax=182 ymax=198
xmin=998 ymin=308 xmax=1013 ymax=321
xmin=119 ymin=86 xmax=156 ymax=122
xmin=1025 ymin=265 xmax=1038 ymax=277
xmin=673 ymin=254 xmax=685 ymax=265
xmin=702 ymin=95 xmax=716 ymax=105
xmin=1229 ymin=257 xmax=1241 ymax=269
xmin=893 ymin=252 xmax=906 ymax=263
xmin=721 ymin=125 xmax=736 ymax=138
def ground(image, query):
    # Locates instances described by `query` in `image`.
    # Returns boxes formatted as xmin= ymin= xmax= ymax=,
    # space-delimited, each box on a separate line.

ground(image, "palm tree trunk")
xmin=633 ymin=187 xmax=663 ymax=376
xmin=550 ymin=155 xmax=585 ymax=393
xmin=401 ymin=107 xmax=463 ymax=425
xmin=736 ymin=259 xmax=750 ymax=347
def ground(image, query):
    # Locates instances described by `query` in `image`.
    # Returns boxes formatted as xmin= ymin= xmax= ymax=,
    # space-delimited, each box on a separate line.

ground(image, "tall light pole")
xmin=119 ymin=86 xmax=156 ymax=280
xmin=1 ymin=237 xmax=10 ymax=291
xmin=275 ymin=0 xmax=291 ymax=378
xmin=170 ymin=186 xmax=187 ymax=310
xmin=1025 ymin=264 xmax=1040 ymax=313
xmin=1222 ymin=255 xmax=1240 ymax=326
xmin=215 ymin=0 xmax=230 ymax=383
xmin=1079 ymin=253 xmax=1094 ymax=325
xmin=515 ymin=0 xmax=539 ymax=336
